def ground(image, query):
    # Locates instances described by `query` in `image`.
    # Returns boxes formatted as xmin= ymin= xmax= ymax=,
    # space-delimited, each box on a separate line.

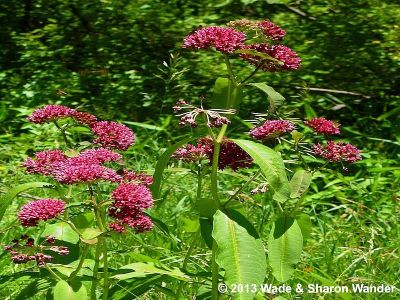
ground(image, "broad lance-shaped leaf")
xmin=0 ymin=182 xmax=52 ymax=223
xmin=268 ymin=215 xmax=303 ymax=282
xmin=232 ymin=139 xmax=290 ymax=202
xmin=212 ymin=77 xmax=243 ymax=109
xmin=53 ymin=280 xmax=88 ymax=300
xmin=247 ymin=83 xmax=285 ymax=113
xmin=289 ymin=170 xmax=312 ymax=198
xmin=212 ymin=210 xmax=266 ymax=300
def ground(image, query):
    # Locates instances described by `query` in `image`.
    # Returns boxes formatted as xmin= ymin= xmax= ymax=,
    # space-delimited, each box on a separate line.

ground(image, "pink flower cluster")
xmin=173 ymin=143 xmax=212 ymax=163
xmin=28 ymin=105 xmax=98 ymax=126
xmin=183 ymin=26 xmax=246 ymax=54
xmin=174 ymin=138 xmax=252 ymax=171
xmin=18 ymin=199 xmax=65 ymax=227
xmin=312 ymin=141 xmax=361 ymax=163
xmin=122 ymin=170 xmax=154 ymax=186
xmin=92 ymin=121 xmax=135 ymax=151
xmin=250 ymin=120 xmax=295 ymax=140
xmin=305 ymin=117 xmax=340 ymax=135
xmin=240 ymin=44 xmax=301 ymax=72
xmin=183 ymin=20 xmax=300 ymax=72
xmin=23 ymin=148 xmax=123 ymax=184
xmin=28 ymin=105 xmax=135 ymax=150
xmin=257 ymin=20 xmax=286 ymax=40
xmin=108 ymin=183 xmax=153 ymax=233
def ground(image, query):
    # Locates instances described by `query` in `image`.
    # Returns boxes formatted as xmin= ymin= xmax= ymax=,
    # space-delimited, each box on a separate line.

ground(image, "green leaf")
xmin=247 ymin=83 xmax=285 ymax=112
xmin=212 ymin=210 xmax=266 ymax=300
xmin=231 ymin=139 xmax=290 ymax=202
xmin=151 ymin=136 xmax=198 ymax=199
xmin=112 ymin=262 xmax=189 ymax=281
xmin=296 ymin=214 xmax=312 ymax=241
xmin=268 ymin=215 xmax=303 ymax=282
xmin=266 ymin=0 xmax=290 ymax=3
xmin=42 ymin=222 xmax=80 ymax=244
xmin=289 ymin=170 xmax=312 ymax=198
xmin=123 ymin=121 xmax=164 ymax=131
xmin=0 ymin=182 xmax=52 ymax=223
xmin=53 ymin=280 xmax=88 ymax=300
xmin=72 ymin=213 xmax=95 ymax=229
xmin=211 ymin=77 xmax=243 ymax=109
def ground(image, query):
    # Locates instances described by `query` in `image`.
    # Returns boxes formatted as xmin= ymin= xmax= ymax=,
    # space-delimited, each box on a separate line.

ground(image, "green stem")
xmin=69 ymin=245 xmax=90 ymax=282
xmin=101 ymin=238 xmax=109 ymax=300
xmin=90 ymin=241 xmax=102 ymax=300
xmin=210 ymin=141 xmax=221 ymax=206
xmin=223 ymin=169 xmax=262 ymax=208
xmin=225 ymin=55 xmax=237 ymax=86
xmin=175 ymin=230 xmax=200 ymax=299
xmin=211 ymin=240 xmax=219 ymax=300
xmin=240 ymin=63 xmax=262 ymax=84
xmin=45 ymin=265 xmax=62 ymax=281
xmin=53 ymin=121 xmax=72 ymax=148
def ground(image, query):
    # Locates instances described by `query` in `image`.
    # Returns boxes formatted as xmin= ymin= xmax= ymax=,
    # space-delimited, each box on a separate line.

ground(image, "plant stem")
xmin=225 ymin=56 xmax=236 ymax=85
xmin=90 ymin=241 xmax=102 ymax=300
xmin=224 ymin=169 xmax=262 ymax=208
xmin=101 ymin=237 xmax=109 ymax=300
xmin=211 ymin=240 xmax=219 ymax=300
xmin=210 ymin=141 xmax=221 ymax=207
xmin=240 ymin=63 xmax=262 ymax=84
xmin=69 ymin=245 xmax=90 ymax=282
xmin=45 ymin=265 xmax=62 ymax=281
xmin=53 ymin=121 xmax=72 ymax=148
xmin=175 ymin=230 xmax=200 ymax=299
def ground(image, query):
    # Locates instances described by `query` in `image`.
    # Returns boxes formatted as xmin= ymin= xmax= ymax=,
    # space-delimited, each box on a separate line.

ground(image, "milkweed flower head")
xmin=27 ymin=105 xmax=76 ymax=124
xmin=257 ymin=20 xmax=286 ymax=41
xmin=108 ymin=183 xmax=154 ymax=233
xmin=198 ymin=137 xmax=253 ymax=171
xmin=304 ymin=117 xmax=340 ymax=135
xmin=250 ymin=120 xmax=295 ymax=140
xmin=312 ymin=141 xmax=362 ymax=163
xmin=77 ymin=148 xmax=123 ymax=164
xmin=173 ymin=143 xmax=213 ymax=163
xmin=18 ymin=199 xmax=65 ymax=227
xmin=91 ymin=121 xmax=135 ymax=150
xmin=72 ymin=111 xmax=98 ymax=126
xmin=52 ymin=161 xmax=122 ymax=184
xmin=240 ymin=43 xmax=301 ymax=72
xmin=183 ymin=26 xmax=246 ymax=54
xmin=23 ymin=150 xmax=67 ymax=176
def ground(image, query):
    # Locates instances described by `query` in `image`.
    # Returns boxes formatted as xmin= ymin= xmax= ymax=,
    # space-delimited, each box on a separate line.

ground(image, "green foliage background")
xmin=0 ymin=0 xmax=399 ymax=299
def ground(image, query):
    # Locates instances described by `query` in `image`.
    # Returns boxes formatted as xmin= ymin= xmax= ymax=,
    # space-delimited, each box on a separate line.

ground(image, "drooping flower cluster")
xmin=23 ymin=148 xmax=123 ymax=184
xmin=91 ymin=121 xmax=135 ymax=150
xmin=312 ymin=141 xmax=362 ymax=163
xmin=240 ymin=44 xmax=301 ymax=72
xmin=4 ymin=235 xmax=69 ymax=267
xmin=183 ymin=26 xmax=246 ymax=54
xmin=18 ymin=199 xmax=65 ymax=226
xmin=250 ymin=120 xmax=296 ymax=140
xmin=174 ymin=138 xmax=252 ymax=171
xmin=173 ymin=99 xmax=234 ymax=128
xmin=108 ymin=183 xmax=154 ymax=233
xmin=305 ymin=117 xmax=340 ymax=135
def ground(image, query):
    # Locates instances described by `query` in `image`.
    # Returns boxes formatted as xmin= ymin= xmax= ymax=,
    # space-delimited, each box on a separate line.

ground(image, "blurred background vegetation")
xmin=0 ymin=1 xmax=399 ymax=298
